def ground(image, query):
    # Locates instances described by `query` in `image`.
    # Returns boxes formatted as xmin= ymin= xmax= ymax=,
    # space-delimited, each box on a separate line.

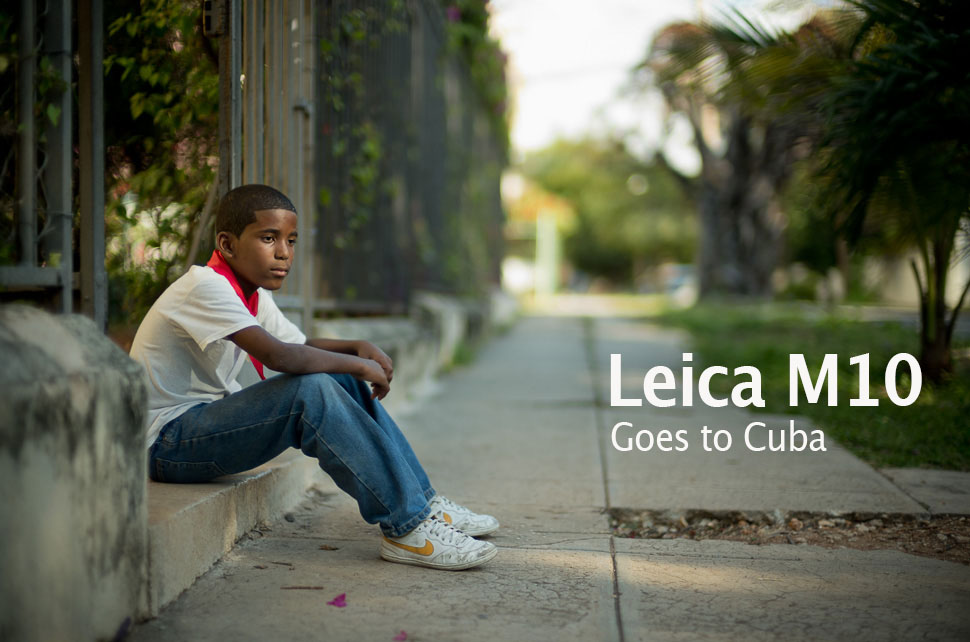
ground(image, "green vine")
xmin=335 ymin=121 xmax=383 ymax=250
xmin=318 ymin=1 xmax=407 ymax=261
xmin=101 ymin=0 xmax=219 ymax=325
xmin=316 ymin=1 xmax=509 ymax=301
xmin=441 ymin=0 xmax=509 ymax=150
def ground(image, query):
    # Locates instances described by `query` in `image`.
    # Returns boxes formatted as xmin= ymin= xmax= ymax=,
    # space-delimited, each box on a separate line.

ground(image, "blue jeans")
xmin=148 ymin=372 xmax=435 ymax=537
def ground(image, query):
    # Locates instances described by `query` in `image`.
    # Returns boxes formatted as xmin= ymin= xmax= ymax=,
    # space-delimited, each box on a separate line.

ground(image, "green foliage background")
xmin=103 ymin=0 xmax=219 ymax=325
xmin=522 ymin=139 xmax=696 ymax=284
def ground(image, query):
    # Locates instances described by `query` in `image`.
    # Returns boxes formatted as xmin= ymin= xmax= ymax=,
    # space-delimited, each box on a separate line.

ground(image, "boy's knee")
xmin=326 ymin=372 xmax=358 ymax=389
xmin=295 ymin=372 xmax=342 ymax=397
xmin=293 ymin=372 xmax=368 ymax=406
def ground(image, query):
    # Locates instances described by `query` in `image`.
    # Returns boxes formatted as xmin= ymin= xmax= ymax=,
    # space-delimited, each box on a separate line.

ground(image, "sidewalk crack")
xmin=581 ymin=317 xmax=611 ymax=510
xmin=610 ymin=535 xmax=626 ymax=642
xmin=876 ymin=469 xmax=932 ymax=512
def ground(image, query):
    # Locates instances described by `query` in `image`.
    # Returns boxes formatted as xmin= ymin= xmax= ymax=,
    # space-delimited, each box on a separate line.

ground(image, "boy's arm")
xmin=304 ymin=337 xmax=360 ymax=354
xmin=230 ymin=326 xmax=390 ymax=399
xmin=305 ymin=338 xmax=394 ymax=383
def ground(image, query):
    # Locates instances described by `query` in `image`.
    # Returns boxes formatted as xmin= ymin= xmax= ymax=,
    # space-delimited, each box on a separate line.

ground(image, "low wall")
xmin=0 ymin=305 xmax=149 ymax=641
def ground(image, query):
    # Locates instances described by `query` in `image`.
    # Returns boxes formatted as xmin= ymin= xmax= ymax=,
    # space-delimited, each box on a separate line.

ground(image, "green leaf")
xmin=46 ymin=103 xmax=61 ymax=126
xmin=130 ymin=94 xmax=144 ymax=119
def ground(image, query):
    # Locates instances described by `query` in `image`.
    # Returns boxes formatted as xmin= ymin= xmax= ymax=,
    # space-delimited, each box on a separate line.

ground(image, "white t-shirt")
xmin=130 ymin=265 xmax=306 ymax=448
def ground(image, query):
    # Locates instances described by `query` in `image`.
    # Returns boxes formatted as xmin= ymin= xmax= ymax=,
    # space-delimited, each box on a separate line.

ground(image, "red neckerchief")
xmin=206 ymin=249 xmax=265 ymax=380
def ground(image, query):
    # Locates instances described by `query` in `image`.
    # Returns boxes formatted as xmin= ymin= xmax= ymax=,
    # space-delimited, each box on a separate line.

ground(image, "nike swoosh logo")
xmin=441 ymin=512 xmax=453 ymax=525
xmin=384 ymin=537 xmax=434 ymax=556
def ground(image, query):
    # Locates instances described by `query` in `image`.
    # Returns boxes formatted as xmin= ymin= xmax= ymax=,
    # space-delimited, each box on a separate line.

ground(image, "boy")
xmin=129 ymin=184 xmax=498 ymax=571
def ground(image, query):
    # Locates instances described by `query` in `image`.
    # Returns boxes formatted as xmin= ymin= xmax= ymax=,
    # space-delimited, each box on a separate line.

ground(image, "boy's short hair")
xmin=215 ymin=184 xmax=297 ymax=238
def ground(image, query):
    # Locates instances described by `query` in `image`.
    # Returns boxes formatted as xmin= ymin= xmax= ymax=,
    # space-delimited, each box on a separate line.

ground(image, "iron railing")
xmin=224 ymin=0 xmax=506 ymax=324
xmin=0 ymin=0 xmax=106 ymax=327
xmin=311 ymin=0 xmax=506 ymax=315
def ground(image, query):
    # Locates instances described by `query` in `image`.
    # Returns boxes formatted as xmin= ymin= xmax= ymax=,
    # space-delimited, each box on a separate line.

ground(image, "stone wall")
xmin=0 ymin=305 xmax=149 ymax=641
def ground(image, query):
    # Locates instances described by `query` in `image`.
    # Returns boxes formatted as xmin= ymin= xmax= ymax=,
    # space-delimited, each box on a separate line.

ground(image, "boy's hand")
xmin=356 ymin=357 xmax=390 ymax=400
xmin=235 ymin=329 xmax=390 ymax=399
xmin=356 ymin=341 xmax=393 ymax=383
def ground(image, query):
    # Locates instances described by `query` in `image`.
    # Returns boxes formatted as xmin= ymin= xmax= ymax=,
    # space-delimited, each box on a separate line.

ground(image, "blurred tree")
xmin=715 ymin=12 xmax=860 ymax=294
xmin=521 ymin=138 xmax=696 ymax=285
xmin=814 ymin=0 xmax=970 ymax=381
xmin=635 ymin=19 xmax=814 ymax=298
xmin=710 ymin=0 xmax=970 ymax=381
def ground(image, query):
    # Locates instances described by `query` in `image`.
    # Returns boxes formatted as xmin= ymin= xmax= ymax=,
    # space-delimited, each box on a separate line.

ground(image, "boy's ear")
xmin=216 ymin=231 xmax=237 ymax=258
xmin=216 ymin=231 xmax=236 ymax=256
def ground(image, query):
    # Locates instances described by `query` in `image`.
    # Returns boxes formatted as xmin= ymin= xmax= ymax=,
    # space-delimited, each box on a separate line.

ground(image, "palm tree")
xmin=636 ymin=14 xmax=841 ymax=298
xmin=813 ymin=0 xmax=970 ymax=381
xmin=644 ymin=0 xmax=970 ymax=381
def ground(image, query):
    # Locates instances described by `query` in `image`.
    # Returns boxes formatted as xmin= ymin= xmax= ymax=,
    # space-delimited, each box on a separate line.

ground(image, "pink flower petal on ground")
xmin=327 ymin=593 xmax=347 ymax=607
xmin=393 ymin=631 xmax=408 ymax=641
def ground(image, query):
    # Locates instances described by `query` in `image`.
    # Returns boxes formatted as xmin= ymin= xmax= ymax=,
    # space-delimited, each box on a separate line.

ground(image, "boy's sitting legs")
xmin=314 ymin=373 xmax=501 ymax=537
xmin=148 ymin=371 xmax=497 ymax=569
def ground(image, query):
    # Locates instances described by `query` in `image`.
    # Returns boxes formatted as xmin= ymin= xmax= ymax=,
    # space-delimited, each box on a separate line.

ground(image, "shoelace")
xmin=434 ymin=496 xmax=467 ymax=514
xmin=425 ymin=515 xmax=471 ymax=545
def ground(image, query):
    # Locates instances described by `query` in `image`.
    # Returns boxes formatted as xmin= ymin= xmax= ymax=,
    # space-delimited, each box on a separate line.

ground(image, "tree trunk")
xmin=836 ymin=238 xmax=851 ymax=298
xmin=695 ymin=115 xmax=789 ymax=298
xmin=655 ymin=105 xmax=796 ymax=300
xmin=920 ymin=330 xmax=951 ymax=383
xmin=917 ymin=237 xmax=956 ymax=383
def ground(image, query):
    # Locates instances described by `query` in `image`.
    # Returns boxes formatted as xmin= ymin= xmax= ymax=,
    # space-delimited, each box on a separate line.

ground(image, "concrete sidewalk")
xmin=131 ymin=315 xmax=970 ymax=641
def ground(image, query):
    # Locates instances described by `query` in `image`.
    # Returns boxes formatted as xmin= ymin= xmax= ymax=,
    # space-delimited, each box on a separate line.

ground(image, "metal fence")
xmin=309 ymin=0 xmax=506 ymax=316
xmin=226 ymin=0 xmax=506 ymax=323
xmin=229 ymin=0 xmax=317 ymax=330
xmin=0 ymin=0 xmax=107 ymax=327
xmin=2 ymin=0 xmax=505 ymax=329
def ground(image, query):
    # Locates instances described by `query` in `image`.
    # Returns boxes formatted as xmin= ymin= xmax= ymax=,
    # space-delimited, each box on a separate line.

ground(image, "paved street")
xmin=132 ymin=315 xmax=970 ymax=641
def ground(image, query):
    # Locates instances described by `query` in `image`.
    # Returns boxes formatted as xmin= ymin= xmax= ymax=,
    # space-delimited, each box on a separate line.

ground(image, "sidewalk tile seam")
xmin=614 ymin=550 xmax=806 ymax=562
xmin=501 ymin=545 xmax=613 ymax=554
xmin=875 ymin=469 xmax=932 ymax=512
xmin=609 ymin=535 xmax=626 ymax=642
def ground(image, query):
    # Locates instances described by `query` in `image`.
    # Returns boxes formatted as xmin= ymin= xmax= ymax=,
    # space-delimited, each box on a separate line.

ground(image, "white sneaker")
xmin=381 ymin=516 xmax=497 ymax=570
xmin=428 ymin=495 xmax=500 ymax=537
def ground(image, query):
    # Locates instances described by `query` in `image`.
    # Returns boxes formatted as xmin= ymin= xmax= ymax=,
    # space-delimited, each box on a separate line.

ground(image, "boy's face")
xmin=219 ymin=208 xmax=298 ymax=296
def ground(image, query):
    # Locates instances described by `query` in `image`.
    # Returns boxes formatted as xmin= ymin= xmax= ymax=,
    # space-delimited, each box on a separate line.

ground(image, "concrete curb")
xmin=130 ymin=315 xmax=970 ymax=642
xmin=147 ymin=451 xmax=334 ymax=614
